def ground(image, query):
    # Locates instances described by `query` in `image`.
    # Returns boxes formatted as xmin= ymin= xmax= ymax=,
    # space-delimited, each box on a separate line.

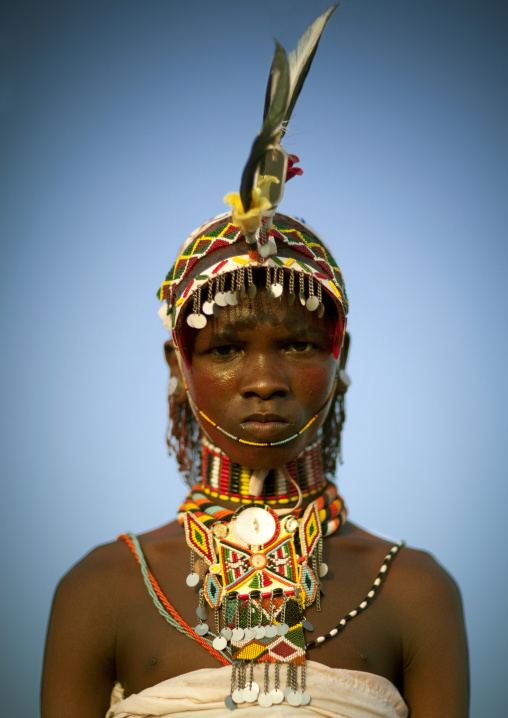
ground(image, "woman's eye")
xmin=286 ymin=341 xmax=314 ymax=353
xmin=211 ymin=345 xmax=237 ymax=357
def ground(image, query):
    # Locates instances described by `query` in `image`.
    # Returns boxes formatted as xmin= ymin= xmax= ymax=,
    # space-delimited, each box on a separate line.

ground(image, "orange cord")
xmin=118 ymin=533 xmax=230 ymax=666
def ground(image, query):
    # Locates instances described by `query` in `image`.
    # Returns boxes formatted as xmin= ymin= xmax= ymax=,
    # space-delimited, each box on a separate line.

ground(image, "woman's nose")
xmin=239 ymin=354 xmax=290 ymax=400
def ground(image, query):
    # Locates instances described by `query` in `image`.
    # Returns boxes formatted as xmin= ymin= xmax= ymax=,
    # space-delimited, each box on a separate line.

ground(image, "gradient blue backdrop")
xmin=1 ymin=0 xmax=507 ymax=715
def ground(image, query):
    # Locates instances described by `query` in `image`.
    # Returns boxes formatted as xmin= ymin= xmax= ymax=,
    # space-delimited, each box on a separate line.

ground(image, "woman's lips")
xmin=239 ymin=414 xmax=292 ymax=440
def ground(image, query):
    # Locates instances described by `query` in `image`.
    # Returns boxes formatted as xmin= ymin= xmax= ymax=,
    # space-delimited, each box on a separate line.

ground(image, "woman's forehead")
xmin=190 ymin=291 xmax=336 ymax=344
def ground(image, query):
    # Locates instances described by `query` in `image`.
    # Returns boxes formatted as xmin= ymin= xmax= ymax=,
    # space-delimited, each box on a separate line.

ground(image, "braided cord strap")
xmin=118 ymin=533 xmax=232 ymax=666
xmin=306 ymin=541 xmax=405 ymax=650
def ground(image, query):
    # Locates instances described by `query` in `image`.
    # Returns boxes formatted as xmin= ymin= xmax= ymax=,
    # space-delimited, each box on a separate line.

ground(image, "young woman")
xmin=41 ymin=7 xmax=469 ymax=717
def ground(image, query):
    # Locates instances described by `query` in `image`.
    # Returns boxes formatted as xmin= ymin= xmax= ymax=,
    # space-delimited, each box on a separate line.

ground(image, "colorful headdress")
xmin=157 ymin=4 xmax=348 ymax=365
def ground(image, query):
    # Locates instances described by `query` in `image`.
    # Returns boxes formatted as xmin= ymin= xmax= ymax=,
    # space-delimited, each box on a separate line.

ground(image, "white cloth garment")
xmin=107 ymin=661 xmax=408 ymax=718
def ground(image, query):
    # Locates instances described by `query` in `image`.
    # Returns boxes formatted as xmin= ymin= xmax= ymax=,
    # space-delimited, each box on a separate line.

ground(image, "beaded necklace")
xmin=199 ymin=436 xmax=328 ymax=505
xmin=176 ymin=467 xmax=351 ymax=709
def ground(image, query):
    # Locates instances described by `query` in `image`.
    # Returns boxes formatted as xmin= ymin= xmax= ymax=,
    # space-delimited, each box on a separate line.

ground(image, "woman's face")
xmin=181 ymin=290 xmax=338 ymax=470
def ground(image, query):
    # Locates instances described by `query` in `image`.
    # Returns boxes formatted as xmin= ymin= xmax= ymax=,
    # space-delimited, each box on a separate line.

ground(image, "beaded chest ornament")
xmin=178 ymin=478 xmax=347 ymax=709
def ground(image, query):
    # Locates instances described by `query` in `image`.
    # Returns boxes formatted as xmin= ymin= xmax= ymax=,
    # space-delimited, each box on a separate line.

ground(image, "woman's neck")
xmin=197 ymin=436 xmax=329 ymax=512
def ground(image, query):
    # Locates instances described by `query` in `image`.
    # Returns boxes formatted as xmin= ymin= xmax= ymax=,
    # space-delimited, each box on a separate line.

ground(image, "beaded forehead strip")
xmin=157 ymin=4 xmax=348 ymax=363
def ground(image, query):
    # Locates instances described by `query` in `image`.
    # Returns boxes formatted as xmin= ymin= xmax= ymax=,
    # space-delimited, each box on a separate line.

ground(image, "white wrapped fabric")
xmin=107 ymin=661 xmax=408 ymax=718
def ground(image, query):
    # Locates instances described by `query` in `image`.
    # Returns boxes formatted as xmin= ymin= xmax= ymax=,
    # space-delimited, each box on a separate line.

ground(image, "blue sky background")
xmin=1 ymin=0 xmax=507 ymax=714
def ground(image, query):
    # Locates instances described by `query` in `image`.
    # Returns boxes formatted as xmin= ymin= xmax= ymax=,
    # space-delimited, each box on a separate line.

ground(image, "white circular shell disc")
xmin=235 ymin=507 xmax=276 ymax=545
xmin=270 ymin=688 xmax=284 ymax=704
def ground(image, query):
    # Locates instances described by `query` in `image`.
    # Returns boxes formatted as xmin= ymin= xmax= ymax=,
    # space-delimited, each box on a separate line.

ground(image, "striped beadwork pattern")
xmin=200 ymin=437 xmax=328 ymax=505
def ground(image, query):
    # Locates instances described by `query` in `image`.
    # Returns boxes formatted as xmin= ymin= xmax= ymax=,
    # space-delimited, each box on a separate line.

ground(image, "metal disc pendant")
xmin=284 ymin=687 xmax=293 ymax=699
xmin=221 ymin=626 xmax=233 ymax=640
xmin=239 ymin=284 xmax=247 ymax=300
xmin=317 ymin=302 xmax=325 ymax=318
xmin=194 ymin=623 xmax=209 ymax=636
xmin=243 ymin=627 xmax=256 ymax=641
xmin=265 ymin=624 xmax=278 ymax=638
xmin=306 ymin=295 xmax=319 ymax=311
xmin=215 ymin=292 xmax=227 ymax=307
xmin=319 ymin=562 xmax=329 ymax=577
xmin=226 ymin=290 xmax=238 ymax=306
xmin=301 ymin=690 xmax=311 ymax=705
xmin=196 ymin=605 xmax=209 ymax=620
xmin=248 ymin=284 xmax=257 ymax=299
xmin=302 ymin=619 xmax=314 ymax=632
xmin=186 ymin=313 xmax=196 ymax=327
xmin=186 ymin=572 xmax=199 ymax=587
xmin=231 ymin=627 xmax=244 ymax=641
xmin=243 ymin=685 xmax=259 ymax=703
xmin=270 ymin=688 xmax=284 ymax=704
xmin=192 ymin=313 xmax=207 ymax=329
xmin=202 ymin=301 xmax=215 ymax=315
xmin=287 ymin=690 xmax=302 ymax=707
xmin=225 ymin=695 xmax=237 ymax=710
xmin=258 ymin=692 xmax=273 ymax=707
xmin=232 ymin=688 xmax=244 ymax=704
xmin=213 ymin=635 xmax=228 ymax=650
xmin=270 ymin=283 xmax=283 ymax=298
xmin=288 ymin=291 xmax=296 ymax=306
xmin=299 ymin=291 xmax=306 ymax=306
xmin=277 ymin=622 xmax=289 ymax=635
xmin=255 ymin=626 xmax=266 ymax=639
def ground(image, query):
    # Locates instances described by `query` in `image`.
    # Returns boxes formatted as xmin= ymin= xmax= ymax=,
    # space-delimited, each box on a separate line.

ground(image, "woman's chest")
xmin=114 ymin=538 xmax=403 ymax=696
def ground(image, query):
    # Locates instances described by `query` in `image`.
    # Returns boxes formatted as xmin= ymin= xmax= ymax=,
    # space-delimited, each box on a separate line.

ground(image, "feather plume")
xmin=280 ymin=4 xmax=338 ymax=140
xmin=240 ymin=41 xmax=289 ymax=212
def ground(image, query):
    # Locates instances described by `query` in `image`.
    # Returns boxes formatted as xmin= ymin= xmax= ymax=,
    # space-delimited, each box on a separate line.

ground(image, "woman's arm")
xmin=41 ymin=544 xmax=119 ymax=718
xmin=396 ymin=548 xmax=469 ymax=717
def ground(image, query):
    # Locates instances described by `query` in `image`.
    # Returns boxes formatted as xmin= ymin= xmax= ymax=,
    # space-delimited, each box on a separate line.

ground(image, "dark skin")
xmin=41 ymin=290 xmax=469 ymax=718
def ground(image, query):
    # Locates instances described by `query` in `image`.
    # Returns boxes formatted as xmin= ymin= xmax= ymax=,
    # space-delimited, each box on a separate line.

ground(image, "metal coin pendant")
xmin=288 ymin=291 xmax=296 ymax=306
xmin=258 ymin=692 xmax=273 ymax=708
xmin=270 ymin=283 xmax=283 ymax=298
xmin=248 ymin=284 xmax=257 ymax=299
xmin=231 ymin=627 xmax=245 ymax=641
xmin=186 ymin=313 xmax=196 ymax=328
xmin=306 ymin=295 xmax=319 ymax=311
xmin=186 ymin=572 xmax=199 ymax=587
xmin=317 ymin=302 xmax=325 ymax=318
xmin=287 ymin=690 xmax=303 ymax=707
xmin=226 ymin=290 xmax=238 ymax=306
xmin=243 ymin=685 xmax=259 ymax=703
xmin=196 ymin=605 xmax=209 ymax=620
xmin=225 ymin=695 xmax=237 ymax=711
xmin=215 ymin=292 xmax=227 ymax=307
xmin=202 ymin=301 xmax=215 ymax=315
xmin=301 ymin=690 xmax=311 ymax=705
xmin=265 ymin=624 xmax=278 ymax=638
xmin=194 ymin=623 xmax=209 ymax=636
xmin=270 ymin=688 xmax=284 ymax=704
xmin=319 ymin=562 xmax=329 ymax=577
xmin=239 ymin=284 xmax=247 ymax=300
xmin=255 ymin=626 xmax=266 ymax=639
xmin=243 ymin=627 xmax=256 ymax=641
xmin=302 ymin=619 xmax=314 ymax=632
xmin=212 ymin=635 xmax=227 ymax=650
xmin=299 ymin=291 xmax=306 ymax=306
xmin=192 ymin=313 xmax=207 ymax=329
xmin=232 ymin=688 xmax=244 ymax=704
xmin=277 ymin=622 xmax=289 ymax=635
xmin=221 ymin=626 xmax=233 ymax=640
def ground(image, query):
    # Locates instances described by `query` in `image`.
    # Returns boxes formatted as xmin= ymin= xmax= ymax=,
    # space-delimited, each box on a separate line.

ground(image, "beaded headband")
xmin=157 ymin=4 xmax=348 ymax=365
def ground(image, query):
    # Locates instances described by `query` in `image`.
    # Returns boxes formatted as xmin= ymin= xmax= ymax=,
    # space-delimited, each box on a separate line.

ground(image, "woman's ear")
xmin=163 ymin=341 xmax=187 ymax=404
xmin=336 ymin=332 xmax=351 ymax=394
